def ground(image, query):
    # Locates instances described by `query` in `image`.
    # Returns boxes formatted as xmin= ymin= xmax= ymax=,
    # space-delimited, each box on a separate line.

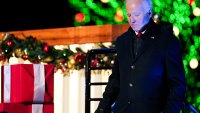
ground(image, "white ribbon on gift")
xmin=32 ymin=104 xmax=43 ymax=113
xmin=4 ymin=65 xmax=11 ymax=103
xmin=33 ymin=64 xmax=45 ymax=103
xmin=32 ymin=64 xmax=45 ymax=113
xmin=3 ymin=64 xmax=45 ymax=103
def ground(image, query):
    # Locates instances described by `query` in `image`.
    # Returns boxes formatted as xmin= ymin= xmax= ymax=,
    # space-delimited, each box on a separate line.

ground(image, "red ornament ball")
xmin=74 ymin=53 xmax=85 ymax=63
xmin=75 ymin=13 xmax=85 ymax=23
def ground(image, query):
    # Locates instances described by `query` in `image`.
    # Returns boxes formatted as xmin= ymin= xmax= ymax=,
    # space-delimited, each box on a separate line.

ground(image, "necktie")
xmin=137 ymin=32 xmax=142 ymax=39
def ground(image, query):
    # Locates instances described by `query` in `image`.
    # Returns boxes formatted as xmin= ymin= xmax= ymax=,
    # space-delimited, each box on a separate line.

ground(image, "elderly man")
xmin=95 ymin=0 xmax=186 ymax=113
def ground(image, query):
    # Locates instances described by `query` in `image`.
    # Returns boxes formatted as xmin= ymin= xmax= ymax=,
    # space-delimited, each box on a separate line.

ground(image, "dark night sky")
xmin=0 ymin=0 xmax=75 ymax=32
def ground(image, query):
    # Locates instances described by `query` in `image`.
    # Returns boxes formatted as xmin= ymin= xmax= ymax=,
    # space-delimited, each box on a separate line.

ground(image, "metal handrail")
xmin=85 ymin=48 xmax=116 ymax=113
xmin=182 ymin=102 xmax=199 ymax=113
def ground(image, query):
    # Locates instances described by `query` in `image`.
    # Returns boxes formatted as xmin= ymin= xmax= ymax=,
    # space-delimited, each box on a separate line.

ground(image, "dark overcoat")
xmin=95 ymin=21 xmax=186 ymax=113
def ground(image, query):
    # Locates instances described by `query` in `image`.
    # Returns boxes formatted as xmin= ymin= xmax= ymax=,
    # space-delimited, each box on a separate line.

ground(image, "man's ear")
xmin=148 ymin=10 xmax=152 ymax=17
xmin=148 ymin=10 xmax=151 ymax=15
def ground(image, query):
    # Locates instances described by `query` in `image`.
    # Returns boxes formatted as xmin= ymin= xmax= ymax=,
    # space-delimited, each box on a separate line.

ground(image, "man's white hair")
xmin=143 ymin=0 xmax=152 ymax=13
xmin=125 ymin=0 xmax=152 ymax=13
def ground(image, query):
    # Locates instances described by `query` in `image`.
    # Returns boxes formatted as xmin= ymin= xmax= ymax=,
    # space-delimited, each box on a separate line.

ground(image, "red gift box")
xmin=0 ymin=103 xmax=54 ymax=113
xmin=1 ymin=64 xmax=54 ymax=103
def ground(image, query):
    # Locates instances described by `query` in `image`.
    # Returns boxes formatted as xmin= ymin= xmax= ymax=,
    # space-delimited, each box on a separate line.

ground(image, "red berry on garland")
xmin=7 ymin=41 xmax=12 ymax=46
xmin=21 ymin=55 xmax=29 ymax=60
xmin=43 ymin=44 xmax=49 ymax=52
xmin=91 ymin=58 xmax=99 ymax=67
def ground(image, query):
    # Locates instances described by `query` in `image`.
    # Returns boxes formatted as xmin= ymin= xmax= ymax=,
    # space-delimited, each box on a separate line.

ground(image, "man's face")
xmin=126 ymin=1 xmax=151 ymax=32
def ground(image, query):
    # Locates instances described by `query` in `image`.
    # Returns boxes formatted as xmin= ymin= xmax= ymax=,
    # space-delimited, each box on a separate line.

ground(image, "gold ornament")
xmin=42 ymin=56 xmax=54 ymax=63
xmin=14 ymin=48 xmax=23 ymax=57
xmin=70 ymin=59 xmax=75 ymax=65
xmin=68 ymin=62 xmax=72 ymax=69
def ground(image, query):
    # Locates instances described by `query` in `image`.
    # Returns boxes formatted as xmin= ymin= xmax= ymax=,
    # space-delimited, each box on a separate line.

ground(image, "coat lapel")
xmin=132 ymin=24 xmax=157 ymax=63
xmin=125 ymin=22 xmax=158 ymax=64
xmin=126 ymin=27 xmax=135 ymax=63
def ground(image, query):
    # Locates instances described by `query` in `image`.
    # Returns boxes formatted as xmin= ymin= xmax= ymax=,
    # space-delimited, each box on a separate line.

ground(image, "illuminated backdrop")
xmin=69 ymin=0 xmax=200 ymax=111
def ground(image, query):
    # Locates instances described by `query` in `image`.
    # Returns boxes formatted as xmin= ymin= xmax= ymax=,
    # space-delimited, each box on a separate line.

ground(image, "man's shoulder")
xmin=115 ymin=27 xmax=131 ymax=42
xmin=154 ymin=24 xmax=177 ymax=40
xmin=154 ymin=24 xmax=180 ymax=47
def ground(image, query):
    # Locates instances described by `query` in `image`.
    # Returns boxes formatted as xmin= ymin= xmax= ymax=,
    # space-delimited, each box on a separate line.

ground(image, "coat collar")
xmin=126 ymin=20 xmax=158 ymax=63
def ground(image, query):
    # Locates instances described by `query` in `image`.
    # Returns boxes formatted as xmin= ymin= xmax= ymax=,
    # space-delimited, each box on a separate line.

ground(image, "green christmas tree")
xmin=69 ymin=0 xmax=200 ymax=111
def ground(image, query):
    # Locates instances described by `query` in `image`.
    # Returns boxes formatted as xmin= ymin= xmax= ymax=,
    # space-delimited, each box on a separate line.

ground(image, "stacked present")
xmin=0 ymin=64 xmax=54 ymax=113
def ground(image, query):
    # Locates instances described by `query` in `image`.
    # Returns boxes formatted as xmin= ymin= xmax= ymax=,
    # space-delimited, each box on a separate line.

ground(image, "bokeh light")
xmin=173 ymin=26 xmax=180 ymax=36
xmin=189 ymin=58 xmax=199 ymax=69
xmin=153 ymin=14 xmax=160 ymax=24
xmin=75 ymin=13 xmax=85 ymax=23
xmin=101 ymin=0 xmax=109 ymax=3
xmin=114 ymin=8 xmax=124 ymax=22
xmin=193 ymin=7 xmax=200 ymax=16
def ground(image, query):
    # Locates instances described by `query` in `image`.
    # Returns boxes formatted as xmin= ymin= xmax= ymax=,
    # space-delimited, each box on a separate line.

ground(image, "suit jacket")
xmin=95 ymin=20 xmax=186 ymax=113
